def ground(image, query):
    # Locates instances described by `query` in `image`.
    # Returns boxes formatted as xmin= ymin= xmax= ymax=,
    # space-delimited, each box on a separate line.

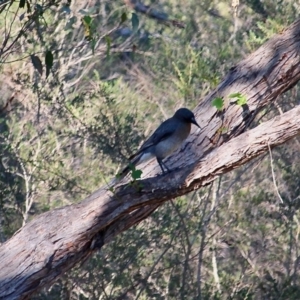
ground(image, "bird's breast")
xmin=155 ymin=123 xmax=191 ymax=159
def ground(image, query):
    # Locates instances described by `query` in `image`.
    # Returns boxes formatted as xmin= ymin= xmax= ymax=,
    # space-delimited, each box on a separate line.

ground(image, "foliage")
xmin=212 ymin=97 xmax=224 ymax=111
xmin=0 ymin=0 xmax=300 ymax=299
xmin=229 ymin=92 xmax=247 ymax=106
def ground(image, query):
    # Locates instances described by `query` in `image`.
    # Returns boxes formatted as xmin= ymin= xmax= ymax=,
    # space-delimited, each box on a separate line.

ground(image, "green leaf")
xmin=45 ymin=50 xmax=53 ymax=78
xmin=229 ymin=92 xmax=242 ymax=98
xmin=229 ymin=92 xmax=247 ymax=106
xmin=19 ymin=0 xmax=26 ymax=8
xmin=26 ymin=0 xmax=31 ymax=13
xmin=82 ymin=15 xmax=92 ymax=25
xmin=30 ymin=54 xmax=43 ymax=76
xmin=236 ymin=95 xmax=247 ymax=106
xmin=82 ymin=15 xmax=97 ymax=52
xmin=19 ymin=13 xmax=25 ymax=21
xmin=82 ymin=15 xmax=93 ymax=40
xmin=211 ymin=97 xmax=224 ymax=110
xmin=218 ymin=126 xmax=228 ymax=134
xmin=35 ymin=4 xmax=43 ymax=15
xmin=132 ymin=168 xmax=142 ymax=180
xmin=90 ymin=38 xmax=96 ymax=55
xmin=105 ymin=36 xmax=111 ymax=57
xmin=128 ymin=163 xmax=142 ymax=180
xmin=131 ymin=13 xmax=139 ymax=32
xmin=121 ymin=12 xmax=127 ymax=23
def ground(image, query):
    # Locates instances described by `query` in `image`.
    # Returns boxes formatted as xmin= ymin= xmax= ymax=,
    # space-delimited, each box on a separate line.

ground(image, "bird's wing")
xmin=129 ymin=118 xmax=177 ymax=159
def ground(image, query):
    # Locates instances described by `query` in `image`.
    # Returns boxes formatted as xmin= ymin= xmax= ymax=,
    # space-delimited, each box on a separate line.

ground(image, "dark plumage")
xmin=121 ymin=108 xmax=200 ymax=176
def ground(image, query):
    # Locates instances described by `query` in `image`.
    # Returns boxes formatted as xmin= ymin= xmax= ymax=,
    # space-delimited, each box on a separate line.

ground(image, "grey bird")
xmin=120 ymin=108 xmax=200 ymax=177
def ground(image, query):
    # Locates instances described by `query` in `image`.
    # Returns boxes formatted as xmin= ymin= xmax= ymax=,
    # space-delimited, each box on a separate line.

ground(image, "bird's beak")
xmin=191 ymin=117 xmax=201 ymax=129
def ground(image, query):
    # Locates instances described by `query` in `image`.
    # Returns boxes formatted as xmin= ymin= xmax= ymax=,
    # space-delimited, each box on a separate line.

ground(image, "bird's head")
xmin=174 ymin=108 xmax=201 ymax=128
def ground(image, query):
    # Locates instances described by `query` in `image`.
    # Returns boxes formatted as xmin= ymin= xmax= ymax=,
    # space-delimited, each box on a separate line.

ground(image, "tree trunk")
xmin=1 ymin=18 xmax=300 ymax=300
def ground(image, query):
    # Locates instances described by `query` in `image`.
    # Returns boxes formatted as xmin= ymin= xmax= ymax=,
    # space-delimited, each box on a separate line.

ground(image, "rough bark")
xmin=0 ymin=19 xmax=300 ymax=300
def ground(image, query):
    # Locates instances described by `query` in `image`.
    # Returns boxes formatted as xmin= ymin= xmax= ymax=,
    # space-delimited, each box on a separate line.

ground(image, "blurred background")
xmin=0 ymin=0 xmax=300 ymax=298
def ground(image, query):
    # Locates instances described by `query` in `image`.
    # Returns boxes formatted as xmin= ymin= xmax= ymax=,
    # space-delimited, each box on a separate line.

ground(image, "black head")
xmin=174 ymin=108 xmax=201 ymax=128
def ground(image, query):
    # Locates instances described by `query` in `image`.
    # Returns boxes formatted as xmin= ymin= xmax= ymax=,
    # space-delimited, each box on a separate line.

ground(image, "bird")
xmin=120 ymin=108 xmax=200 ymax=177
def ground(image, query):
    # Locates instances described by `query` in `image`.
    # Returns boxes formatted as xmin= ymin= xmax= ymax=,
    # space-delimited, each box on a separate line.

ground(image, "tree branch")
xmin=1 ymin=18 xmax=300 ymax=300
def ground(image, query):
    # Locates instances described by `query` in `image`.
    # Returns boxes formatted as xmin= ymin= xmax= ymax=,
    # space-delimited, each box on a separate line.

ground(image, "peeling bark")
xmin=0 ymin=19 xmax=300 ymax=300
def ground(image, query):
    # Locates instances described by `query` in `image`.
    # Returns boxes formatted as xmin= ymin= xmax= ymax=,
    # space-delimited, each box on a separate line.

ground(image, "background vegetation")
xmin=0 ymin=0 xmax=300 ymax=298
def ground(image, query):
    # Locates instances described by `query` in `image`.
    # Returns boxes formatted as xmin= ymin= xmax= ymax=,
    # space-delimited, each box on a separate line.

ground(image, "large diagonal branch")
xmin=0 ymin=19 xmax=300 ymax=300
xmin=104 ymin=105 xmax=300 ymax=242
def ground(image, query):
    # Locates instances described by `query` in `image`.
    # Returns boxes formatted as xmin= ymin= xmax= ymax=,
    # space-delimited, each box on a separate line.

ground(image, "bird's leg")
xmin=162 ymin=161 xmax=171 ymax=173
xmin=157 ymin=158 xmax=170 ymax=174
xmin=157 ymin=158 xmax=165 ymax=174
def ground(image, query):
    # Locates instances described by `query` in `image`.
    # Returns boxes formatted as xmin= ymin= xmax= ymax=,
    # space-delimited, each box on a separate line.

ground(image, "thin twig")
xmin=268 ymin=142 xmax=284 ymax=203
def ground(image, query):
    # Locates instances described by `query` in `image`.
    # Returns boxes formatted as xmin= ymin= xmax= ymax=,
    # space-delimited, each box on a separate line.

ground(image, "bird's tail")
xmin=117 ymin=154 xmax=142 ymax=179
